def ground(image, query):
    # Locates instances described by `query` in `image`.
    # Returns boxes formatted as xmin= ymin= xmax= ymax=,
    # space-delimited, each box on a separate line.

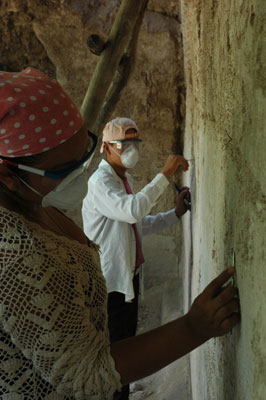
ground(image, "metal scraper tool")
xmin=231 ymin=250 xmax=237 ymax=287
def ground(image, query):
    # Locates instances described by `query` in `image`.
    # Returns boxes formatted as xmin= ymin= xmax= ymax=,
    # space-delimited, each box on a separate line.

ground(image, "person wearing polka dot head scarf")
xmin=0 ymin=67 xmax=84 ymax=157
xmin=0 ymin=67 xmax=123 ymax=398
xmin=0 ymin=67 xmax=98 ymax=211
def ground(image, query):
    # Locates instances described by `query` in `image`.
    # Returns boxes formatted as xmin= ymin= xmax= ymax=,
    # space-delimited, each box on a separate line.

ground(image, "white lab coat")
xmin=82 ymin=159 xmax=179 ymax=301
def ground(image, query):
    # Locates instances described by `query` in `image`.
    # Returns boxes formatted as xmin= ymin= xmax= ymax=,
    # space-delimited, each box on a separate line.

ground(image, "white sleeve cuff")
xmin=153 ymin=173 xmax=169 ymax=189
xmin=161 ymin=208 xmax=179 ymax=225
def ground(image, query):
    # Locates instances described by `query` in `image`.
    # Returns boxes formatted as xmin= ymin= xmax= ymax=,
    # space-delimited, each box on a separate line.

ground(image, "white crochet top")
xmin=0 ymin=206 xmax=121 ymax=399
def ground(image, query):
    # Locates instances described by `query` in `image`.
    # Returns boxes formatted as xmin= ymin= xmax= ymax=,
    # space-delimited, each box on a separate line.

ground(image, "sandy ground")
xmin=129 ymin=281 xmax=191 ymax=400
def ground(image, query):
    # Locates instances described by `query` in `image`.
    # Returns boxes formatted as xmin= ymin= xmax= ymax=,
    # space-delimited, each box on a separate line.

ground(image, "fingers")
xmin=219 ymin=313 xmax=241 ymax=334
xmin=212 ymin=284 xmax=238 ymax=311
xmin=162 ymin=156 xmax=189 ymax=177
xmin=212 ymin=285 xmax=240 ymax=334
xmin=187 ymin=268 xmax=240 ymax=340
xmin=208 ymin=279 xmax=240 ymax=336
xmin=214 ymin=298 xmax=240 ymax=323
xmin=180 ymin=158 xmax=189 ymax=171
xmin=170 ymin=155 xmax=189 ymax=171
xmin=179 ymin=189 xmax=189 ymax=201
xmin=180 ymin=187 xmax=191 ymax=200
xmin=202 ymin=268 xmax=236 ymax=300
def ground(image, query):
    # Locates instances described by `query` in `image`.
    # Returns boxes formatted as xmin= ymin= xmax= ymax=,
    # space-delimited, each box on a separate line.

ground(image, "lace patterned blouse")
xmin=0 ymin=206 xmax=121 ymax=399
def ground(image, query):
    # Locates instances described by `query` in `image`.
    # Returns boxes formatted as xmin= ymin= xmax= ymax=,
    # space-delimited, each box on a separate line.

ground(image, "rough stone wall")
xmin=181 ymin=0 xmax=266 ymax=399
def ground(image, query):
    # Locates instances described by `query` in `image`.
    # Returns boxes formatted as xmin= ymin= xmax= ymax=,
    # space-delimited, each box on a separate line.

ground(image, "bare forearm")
xmin=110 ymin=314 xmax=206 ymax=385
xmin=111 ymin=268 xmax=240 ymax=385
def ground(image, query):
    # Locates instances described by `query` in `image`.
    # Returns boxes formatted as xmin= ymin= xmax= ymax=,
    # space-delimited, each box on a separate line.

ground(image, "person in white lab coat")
xmin=82 ymin=117 xmax=190 ymax=400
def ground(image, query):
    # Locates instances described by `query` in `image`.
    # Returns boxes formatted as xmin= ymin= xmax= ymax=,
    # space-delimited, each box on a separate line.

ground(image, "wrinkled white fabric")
xmin=82 ymin=159 xmax=179 ymax=302
xmin=0 ymin=206 xmax=121 ymax=399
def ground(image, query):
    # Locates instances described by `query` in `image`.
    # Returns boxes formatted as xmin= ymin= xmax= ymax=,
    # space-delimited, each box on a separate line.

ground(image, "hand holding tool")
xmin=174 ymin=183 xmax=192 ymax=211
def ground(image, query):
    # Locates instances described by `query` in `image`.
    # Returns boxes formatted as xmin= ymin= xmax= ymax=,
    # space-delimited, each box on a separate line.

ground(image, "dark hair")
xmin=0 ymin=153 xmax=46 ymax=167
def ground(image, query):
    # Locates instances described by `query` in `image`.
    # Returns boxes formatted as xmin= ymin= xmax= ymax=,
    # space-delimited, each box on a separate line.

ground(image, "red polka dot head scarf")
xmin=0 ymin=67 xmax=83 ymax=158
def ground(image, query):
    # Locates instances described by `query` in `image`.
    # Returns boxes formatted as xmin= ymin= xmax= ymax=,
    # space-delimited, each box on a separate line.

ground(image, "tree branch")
xmin=80 ymin=0 xmax=149 ymax=133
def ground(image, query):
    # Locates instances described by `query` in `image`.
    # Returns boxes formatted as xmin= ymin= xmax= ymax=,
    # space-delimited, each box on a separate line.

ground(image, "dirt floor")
xmin=129 ymin=268 xmax=191 ymax=400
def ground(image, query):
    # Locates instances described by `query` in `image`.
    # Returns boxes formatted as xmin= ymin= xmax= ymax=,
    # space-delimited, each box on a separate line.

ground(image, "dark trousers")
xmin=108 ymin=275 xmax=139 ymax=400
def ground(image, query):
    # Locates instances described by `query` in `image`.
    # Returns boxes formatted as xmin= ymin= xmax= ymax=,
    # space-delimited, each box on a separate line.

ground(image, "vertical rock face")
xmin=181 ymin=0 xmax=266 ymax=399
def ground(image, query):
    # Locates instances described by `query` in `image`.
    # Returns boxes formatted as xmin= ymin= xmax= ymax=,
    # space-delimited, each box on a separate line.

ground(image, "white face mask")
xmin=18 ymin=166 xmax=88 ymax=210
xmin=111 ymin=144 xmax=139 ymax=169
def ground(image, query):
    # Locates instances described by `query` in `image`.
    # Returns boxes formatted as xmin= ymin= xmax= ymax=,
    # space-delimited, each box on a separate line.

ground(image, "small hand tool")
xmin=232 ymin=250 xmax=237 ymax=287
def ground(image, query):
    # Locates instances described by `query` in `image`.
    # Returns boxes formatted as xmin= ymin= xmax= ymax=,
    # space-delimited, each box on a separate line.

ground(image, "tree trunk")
xmin=81 ymin=0 xmax=149 ymax=133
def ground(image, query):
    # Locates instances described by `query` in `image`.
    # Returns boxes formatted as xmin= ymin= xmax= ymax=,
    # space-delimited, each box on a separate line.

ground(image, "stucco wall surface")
xmin=181 ymin=0 xmax=266 ymax=399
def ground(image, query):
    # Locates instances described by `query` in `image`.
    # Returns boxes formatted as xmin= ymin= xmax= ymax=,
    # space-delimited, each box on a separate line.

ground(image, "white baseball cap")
xmin=100 ymin=117 xmax=140 ymax=153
